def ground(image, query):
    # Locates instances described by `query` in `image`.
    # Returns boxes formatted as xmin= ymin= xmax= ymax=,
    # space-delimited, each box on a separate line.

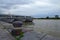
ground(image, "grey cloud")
xmin=0 ymin=0 xmax=33 ymax=4
xmin=0 ymin=4 xmax=13 ymax=9
xmin=0 ymin=0 xmax=60 ymax=17
xmin=0 ymin=0 xmax=33 ymax=14
xmin=49 ymin=0 xmax=60 ymax=5
xmin=0 ymin=0 xmax=33 ymax=9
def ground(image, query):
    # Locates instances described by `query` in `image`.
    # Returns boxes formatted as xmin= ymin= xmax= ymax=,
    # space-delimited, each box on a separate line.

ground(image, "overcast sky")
xmin=0 ymin=0 xmax=60 ymax=17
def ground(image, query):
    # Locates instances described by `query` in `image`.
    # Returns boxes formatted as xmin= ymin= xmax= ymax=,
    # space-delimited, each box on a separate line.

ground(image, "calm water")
xmin=24 ymin=19 xmax=60 ymax=37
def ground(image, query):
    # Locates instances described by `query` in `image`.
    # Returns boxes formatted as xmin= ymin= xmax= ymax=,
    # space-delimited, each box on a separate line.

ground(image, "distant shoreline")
xmin=33 ymin=18 xmax=60 ymax=20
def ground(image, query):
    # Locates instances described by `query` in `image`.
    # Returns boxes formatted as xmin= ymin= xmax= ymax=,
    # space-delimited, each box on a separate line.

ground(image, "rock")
xmin=0 ymin=29 xmax=15 ymax=40
xmin=12 ymin=21 xmax=23 ymax=27
xmin=0 ymin=21 xmax=15 ymax=40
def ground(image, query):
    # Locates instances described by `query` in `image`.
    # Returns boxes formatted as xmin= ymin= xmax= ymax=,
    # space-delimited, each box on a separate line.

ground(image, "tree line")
xmin=46 ymin=15 xmax=60 ymax=19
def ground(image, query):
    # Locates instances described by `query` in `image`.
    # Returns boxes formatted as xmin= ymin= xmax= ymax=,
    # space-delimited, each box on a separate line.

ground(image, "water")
xmin=24 ymin=19 xmax=60 ymax=37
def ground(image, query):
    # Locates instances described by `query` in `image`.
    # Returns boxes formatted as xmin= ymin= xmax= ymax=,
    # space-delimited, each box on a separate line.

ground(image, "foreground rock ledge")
xmin=21 ymin=31 xmax=60 ymax=40
xmin=0 ymin=21 xmax=15 ymax=40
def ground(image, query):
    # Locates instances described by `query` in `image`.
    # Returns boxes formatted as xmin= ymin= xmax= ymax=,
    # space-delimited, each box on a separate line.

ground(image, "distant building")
xmin=46 ymin=16 xmax=49 ymax=19
xmin=55 ymin=15 xmax=59 ymax=19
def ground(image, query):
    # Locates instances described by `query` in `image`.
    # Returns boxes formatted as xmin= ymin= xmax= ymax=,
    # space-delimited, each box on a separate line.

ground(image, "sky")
xmin=0 ymin=0 xmax=60 ymax=18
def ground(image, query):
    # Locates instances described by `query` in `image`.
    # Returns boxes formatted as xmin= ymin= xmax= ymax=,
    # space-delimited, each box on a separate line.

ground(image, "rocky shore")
xmin=0 ymin=21 xmax=60 ymax=40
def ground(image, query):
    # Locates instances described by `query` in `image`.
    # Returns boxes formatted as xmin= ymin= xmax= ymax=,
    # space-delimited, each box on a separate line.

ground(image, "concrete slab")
xmin=21 ymin=31 xmax=60 ymax=40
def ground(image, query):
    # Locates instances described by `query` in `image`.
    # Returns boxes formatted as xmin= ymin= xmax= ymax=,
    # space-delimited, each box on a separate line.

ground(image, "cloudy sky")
xmin=0 ymin=0 xmax=60 ymax=17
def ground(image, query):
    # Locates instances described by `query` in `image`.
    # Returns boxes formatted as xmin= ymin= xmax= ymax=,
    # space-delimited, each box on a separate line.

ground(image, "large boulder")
xmin=11 ymin=29 xmax=23 ymax=36
xmin=12 ymin=21 xmax=23 ymax=27
xmin=25 ymin=16 xmax=33 ymax=22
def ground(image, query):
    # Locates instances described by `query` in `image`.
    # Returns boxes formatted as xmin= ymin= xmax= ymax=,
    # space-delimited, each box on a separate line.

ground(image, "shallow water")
xmin=24 ymin=19 xmax=60 ymax=37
